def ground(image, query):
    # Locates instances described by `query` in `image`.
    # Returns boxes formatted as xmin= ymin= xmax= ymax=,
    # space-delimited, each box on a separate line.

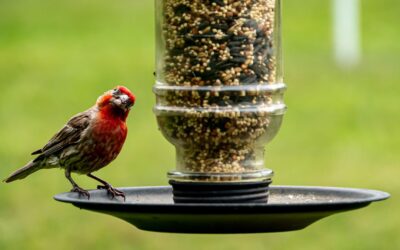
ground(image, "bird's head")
xmin=97 ymin=86 xmax=135 ymax=120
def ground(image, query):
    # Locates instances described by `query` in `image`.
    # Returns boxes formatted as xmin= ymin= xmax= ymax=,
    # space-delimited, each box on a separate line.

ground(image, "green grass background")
xmin=0 ymin=0 xmax=399 ymax=249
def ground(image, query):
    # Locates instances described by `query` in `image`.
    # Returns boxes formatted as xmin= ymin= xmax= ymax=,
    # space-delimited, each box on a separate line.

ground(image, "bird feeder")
xmin=153 ymin=0 xmax=286 ymax=203
xmin=55 ymin=0 xmax=389 ymax=234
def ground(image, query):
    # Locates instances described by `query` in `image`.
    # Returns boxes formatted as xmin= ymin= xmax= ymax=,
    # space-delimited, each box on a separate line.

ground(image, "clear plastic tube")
xmin=154 ymin=0 xmax=285 ymax=182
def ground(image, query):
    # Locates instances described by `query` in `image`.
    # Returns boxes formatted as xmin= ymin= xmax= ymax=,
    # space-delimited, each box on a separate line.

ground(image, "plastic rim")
xmin=167 ymin=169 xmax=274 ymax=183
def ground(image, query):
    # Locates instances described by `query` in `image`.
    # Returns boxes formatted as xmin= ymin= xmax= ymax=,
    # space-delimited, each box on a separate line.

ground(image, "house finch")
xmin=3 ymin=86 xmax=135 ymax=200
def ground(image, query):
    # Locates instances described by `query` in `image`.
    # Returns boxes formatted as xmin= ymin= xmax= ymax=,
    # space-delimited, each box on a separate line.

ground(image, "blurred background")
xmin=0 ymin=0 xmax=399 ymax=249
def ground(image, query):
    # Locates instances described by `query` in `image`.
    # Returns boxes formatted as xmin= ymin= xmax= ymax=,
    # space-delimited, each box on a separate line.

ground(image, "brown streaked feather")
xmin=32 ymin=109 xmax=93 ymax=162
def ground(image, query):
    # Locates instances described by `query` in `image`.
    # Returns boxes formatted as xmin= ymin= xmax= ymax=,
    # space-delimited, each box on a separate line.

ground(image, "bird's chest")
xmin=82 ymin=119 xmax=127 ymax=162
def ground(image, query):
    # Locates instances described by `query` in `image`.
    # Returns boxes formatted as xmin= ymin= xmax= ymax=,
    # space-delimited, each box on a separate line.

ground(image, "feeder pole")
xmin=332 ymin=0 xmax=361 ymax=68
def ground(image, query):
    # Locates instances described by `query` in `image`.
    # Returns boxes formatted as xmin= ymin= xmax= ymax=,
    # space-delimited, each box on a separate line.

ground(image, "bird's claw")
xmin=71 ymin=186 xmax=90 ymax=200
xmin=97 ymin=184 xmax=125 ymax=201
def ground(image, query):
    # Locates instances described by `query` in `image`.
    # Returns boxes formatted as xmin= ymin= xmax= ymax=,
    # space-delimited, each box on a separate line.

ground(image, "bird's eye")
xmin=112 ymin=88 xmax=121 ymax=96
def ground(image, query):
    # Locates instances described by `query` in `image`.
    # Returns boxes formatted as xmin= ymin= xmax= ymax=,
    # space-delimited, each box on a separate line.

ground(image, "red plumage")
xmin=4 ymin=86 xmax=135 ymax=200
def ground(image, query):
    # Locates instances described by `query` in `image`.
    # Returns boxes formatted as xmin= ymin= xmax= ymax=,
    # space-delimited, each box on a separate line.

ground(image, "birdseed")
xmin=155 ymin=0 xmax=282 ymax=176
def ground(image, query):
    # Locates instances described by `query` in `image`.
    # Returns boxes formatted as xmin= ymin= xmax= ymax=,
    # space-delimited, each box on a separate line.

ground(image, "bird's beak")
xmin=119 ymin=94 xmax=133 ymax=110
xmin=111 ymin=94 xmax=133 ymax=111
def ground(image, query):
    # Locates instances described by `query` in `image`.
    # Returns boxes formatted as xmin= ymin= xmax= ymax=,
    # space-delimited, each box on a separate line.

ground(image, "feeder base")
xmin=169 ymin=180 xmax=272 ymax=203
xmin=54 ymin=186 xmax=390 ymax=234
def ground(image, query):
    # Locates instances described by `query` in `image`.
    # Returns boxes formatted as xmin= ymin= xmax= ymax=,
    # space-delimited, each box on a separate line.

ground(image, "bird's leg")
xmin=65 ymin=169 xmax=90 ymax=199
xmin=87 ymin=173 xmax=125 ymax=201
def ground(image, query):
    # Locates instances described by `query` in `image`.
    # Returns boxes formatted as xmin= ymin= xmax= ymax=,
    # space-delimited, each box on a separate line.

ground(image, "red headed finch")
xmin=3 ymin=86 xmax=135 ymax=200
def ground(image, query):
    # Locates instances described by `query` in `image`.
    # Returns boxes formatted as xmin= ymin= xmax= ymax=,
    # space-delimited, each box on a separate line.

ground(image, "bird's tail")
xmin=3 ymin=161 xmax=42 ymax=183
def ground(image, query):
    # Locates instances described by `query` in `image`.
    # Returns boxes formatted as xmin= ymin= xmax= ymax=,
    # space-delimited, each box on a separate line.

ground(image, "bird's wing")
xmin=31 ymin=109 xmax=93 ymax=161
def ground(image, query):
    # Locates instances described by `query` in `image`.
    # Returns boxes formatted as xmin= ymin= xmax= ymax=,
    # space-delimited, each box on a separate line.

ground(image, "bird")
xmin=3 ymin=86 xmax=135 ymax=200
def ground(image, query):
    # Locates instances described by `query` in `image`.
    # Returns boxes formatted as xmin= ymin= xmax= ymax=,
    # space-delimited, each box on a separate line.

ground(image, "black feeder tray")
xmin=54 ymin=185 xmax=389 ymax=234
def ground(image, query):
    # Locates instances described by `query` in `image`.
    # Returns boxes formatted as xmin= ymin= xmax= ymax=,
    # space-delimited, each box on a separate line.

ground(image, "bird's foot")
xmin=97 ymin=184 xmax=125 ymax=201
xmin=71 ymin=186 xmax=90 ymax=200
